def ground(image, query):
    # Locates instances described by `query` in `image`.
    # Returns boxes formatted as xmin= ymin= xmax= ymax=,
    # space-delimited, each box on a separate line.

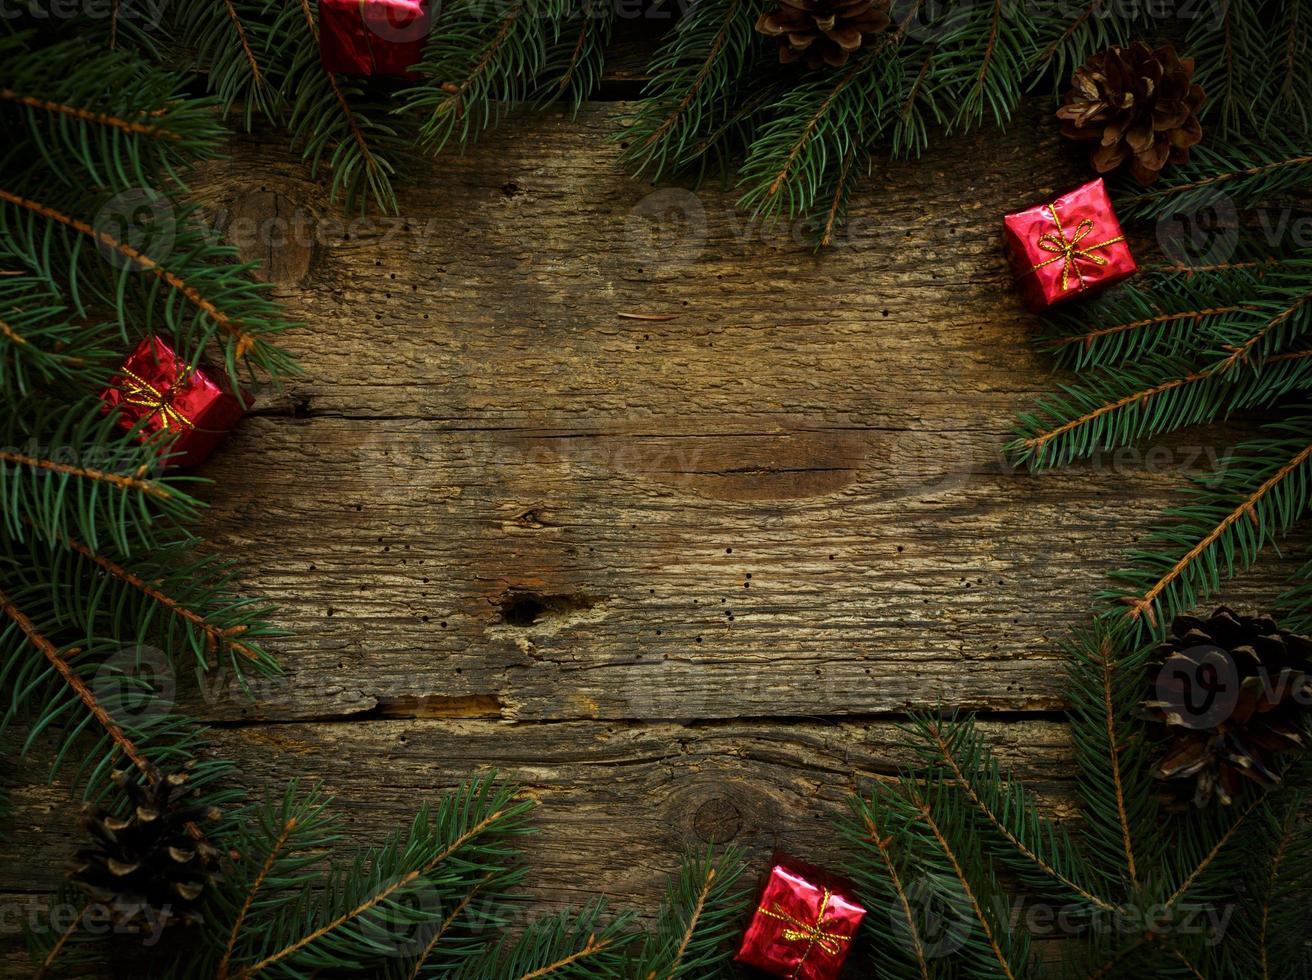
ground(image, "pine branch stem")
xmin=1164 ymin=796 xmax=1262 ymax=910
xmin=663 ymin=866 xmax=715 ymax=978
xmin=637 ymin=0 xmax=743 ymax=151
xmin=1096 ymin=637 xmax=1138 ymax=887
xmin=0 ymin=89 xmax=181 ymax=139
xmin=0 ymin=188 xmax=258 ymax=356
xmin=819 ymin=139 xmax=859 ymax=247
xmin=216 ymin=817 xmax=297 ymax=980
xmin=1125 ymin=153 xmax=1312 ymax=206
xmin=32 ymin=902 xmax=88 ymax=980
xmin=1051 ymin=307 xmax=1241 ymax=349
xmin=235 ymin=807 xmax=510 ymax=977
xmin=768 ymin=52 xmax=870 ymax=196
xmin=516 ymin=936 xmax=612 ymax=980
xmin=912 ymin=790 xmax=1016 ymax=980
xmin=860 ymin=812 xmax=931 ymax=980
xmin=297 ymin=0 xmax=380 ymax=185
xmin=0 ymin=316 xmax=26 ymax=346
xmin=223 ymin=0 xmax=267 ymax=94
xmin=1124 ymin=441 xmax=1312 ymax=624
xmin=1257 ymin=801 xmax=1298 ymax=980
xmin=61 ymin=534 xmax=258 ymax=663
xmin=1019 ymin=371 xmax=1208 ymax=456
xmin=407 ymin=881 xmax=486 ymax=980
xmin=0 ymin=450 xmax=170 ymax=499
xmin=0 ymin=587 xmax=151 ymax=774
xmin=924 ymin=718 xmax=1119 ymax=911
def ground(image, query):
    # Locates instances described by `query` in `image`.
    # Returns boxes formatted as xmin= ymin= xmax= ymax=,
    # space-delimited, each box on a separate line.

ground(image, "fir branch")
xmin=843 ymin=797 xmax=932 ymax=980
xmin=540 ymin=2 xmax=614 ymax=113
xmin=912 ymin=712 xmax=1117 ymax=911
xmin=222 ymin=776 xmax=535 ymax=978
xmin=738 ymin=46 xmax=890 ymax=226
xmin=1007 ymin=358 xmax=1220 ymax=469
xmin=0 ymin=187 xmax=263 ymax=360
xmin=1118 ymin=136 xmax=1312 ymax=221
xmin=0 ymin=586 xmax=151 ymax=775
xmin=216 ymin=813 xmax=298 ymax=980
xmin=1110 ymin=422 xmax=1312 ymax=633
xmin=909 ymin=781 xmax=1019 ymax=980
xmin=0 ymin=269 xmax=117 ymax=395
xmin=1164 ymin=796 xmax=1264 ymax=912
xmin=405 ymin=0 xmax=567 ymax=155
xmin=53 ymin=533 xmax=279 ymax=674
xmin=630 ymin=847 xmax=749 ymax=979
xmin=1063 ymin=627 xmax=1161 ymax=892
xmin=399 ymin=877 xmax=492 ymax=980
xmin=0 ymin=395 xmax=202 ymax=553
xmin=173 ymin=0 xmax=281 ymax=126
xmin=925 ymin=0 xmax=1035 ymax=132
xmin=456 ymin=902 xmax=634 ymax=979
xmin=0 ymin=34 xmax=223 ymax=189
xmin=619 ymin=0 xmax=763 ymax=181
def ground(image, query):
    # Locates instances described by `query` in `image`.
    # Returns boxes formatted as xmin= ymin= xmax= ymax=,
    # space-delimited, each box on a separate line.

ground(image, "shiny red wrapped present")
xmin=1004 ymin=178 xmax=1136 ymax=312
xmin=100 ymin=337 xmax=251 ymax=468
xmin=735 ymin=855 xmax=865 ymax=980
xmin=319 ymin=0 xmax=434 ymax=78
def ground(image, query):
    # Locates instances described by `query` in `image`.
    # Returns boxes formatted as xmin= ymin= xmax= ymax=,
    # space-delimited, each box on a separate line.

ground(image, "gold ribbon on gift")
xmin=119 ymin=366 xmax=194 ymax=431
xmin=1029 ymin=203 xmax=1126 ymax=293
xmin=757 ymin=888 xmax=851 ymax=973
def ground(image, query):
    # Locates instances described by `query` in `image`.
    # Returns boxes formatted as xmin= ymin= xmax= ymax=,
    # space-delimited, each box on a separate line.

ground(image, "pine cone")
xmin=71 ymin=767 xmax=222 ymax=932
xmin=756 ymin=0 xmax=891 ymax=70
xmin=1144 ymin=608 xmax=1312 ymax=807
xmin=1057 ymin=41 xmax=1204 ymax=185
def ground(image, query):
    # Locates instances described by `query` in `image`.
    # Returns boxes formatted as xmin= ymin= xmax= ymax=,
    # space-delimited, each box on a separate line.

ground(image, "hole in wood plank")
xmin=497 ymin=591 xmax=597 ymax=627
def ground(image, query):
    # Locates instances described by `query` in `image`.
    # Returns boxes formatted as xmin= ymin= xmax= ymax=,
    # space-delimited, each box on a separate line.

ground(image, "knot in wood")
xmin=692 ymin=796 xmax=742 ymax=844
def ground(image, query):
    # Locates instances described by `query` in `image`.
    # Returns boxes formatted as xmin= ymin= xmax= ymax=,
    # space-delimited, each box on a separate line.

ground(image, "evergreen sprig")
xmin=628 ymin=846 xmax=751 ymax=979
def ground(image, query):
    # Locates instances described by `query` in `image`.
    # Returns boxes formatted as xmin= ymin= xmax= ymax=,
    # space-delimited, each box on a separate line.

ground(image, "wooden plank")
xmin=171 ymin=102 xmax=1300 ymax=724
xmin=0 ymin=718 xmax=1076 ymax=903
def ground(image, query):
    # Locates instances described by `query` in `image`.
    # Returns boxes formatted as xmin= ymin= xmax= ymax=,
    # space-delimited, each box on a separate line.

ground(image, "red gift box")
xmin=735 ymin=855 xmax=865 ymax=980
xmin=319 ymin=0 xmax=434 ymax=78
xmin=1004 ymin=178 xmax=1136 ymax=312
xmin=101 ymin=337 xmax=251 ymax=468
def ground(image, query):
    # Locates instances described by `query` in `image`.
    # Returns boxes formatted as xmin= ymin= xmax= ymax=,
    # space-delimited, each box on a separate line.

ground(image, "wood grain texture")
xmin=173 ymin=102 xmax=1297 ymax=725
xmin=1 ymin=96 xmax=1301 ymax=972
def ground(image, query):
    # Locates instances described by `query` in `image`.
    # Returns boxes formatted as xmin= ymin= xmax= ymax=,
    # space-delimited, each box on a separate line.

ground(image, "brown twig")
xmin=0 ymin=188 xmax=257 ymax=357
xmin=1094 ymin=636 xmax=1137 ymax=887
xmin=0 ymin=89 xmax=181 ymax=139
xmin=516 ymin=936 xmax=612 ymax=980
xmin=1123 ymin=441 xmax=1312 ymax=625
xmin=62 ymin=534 xmax=259 ymax=663
xmin=923 ymin=716 xmax=1119 ymax=911
xmin=860 ymin=813 xmax=931 ymax=980
xmin=217 ymin=817 xmax=298 ymax=980
xmin=0 ymin=450 xmax=170 ymax=499
xmin=913 ymin=790 xmax=1016 ymax=980
xmin=0 ymin=587 xmax=152 ymax=774
xmin=234 ymin=808 xmax=509 ymax=977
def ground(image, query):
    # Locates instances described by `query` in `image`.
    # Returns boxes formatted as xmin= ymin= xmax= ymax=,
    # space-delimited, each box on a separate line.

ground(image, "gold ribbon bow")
xmin=758 ymin=888 xmax=851 ymax=973
xmin=1030 ymin=203 xmax=1125 ymax=293
xmin=119 ymin=366 xmax=194 ymax=431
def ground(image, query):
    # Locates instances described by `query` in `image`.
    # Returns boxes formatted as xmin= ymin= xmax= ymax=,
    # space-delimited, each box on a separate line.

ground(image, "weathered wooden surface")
xmin=0 ymin=96 xmax=1300 ymax=969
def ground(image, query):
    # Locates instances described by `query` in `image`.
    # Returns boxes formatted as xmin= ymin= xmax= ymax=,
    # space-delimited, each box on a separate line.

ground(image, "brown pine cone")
xmin=756 ymin=0 xmax=891 ymax=70
xmin=1057 ymin=41 xmax=1204 ymax=185
xmin=1143 ymin=608 xmax=1312 ymax=808
xmin=71 ymin=767 xmax=222 ymax=932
